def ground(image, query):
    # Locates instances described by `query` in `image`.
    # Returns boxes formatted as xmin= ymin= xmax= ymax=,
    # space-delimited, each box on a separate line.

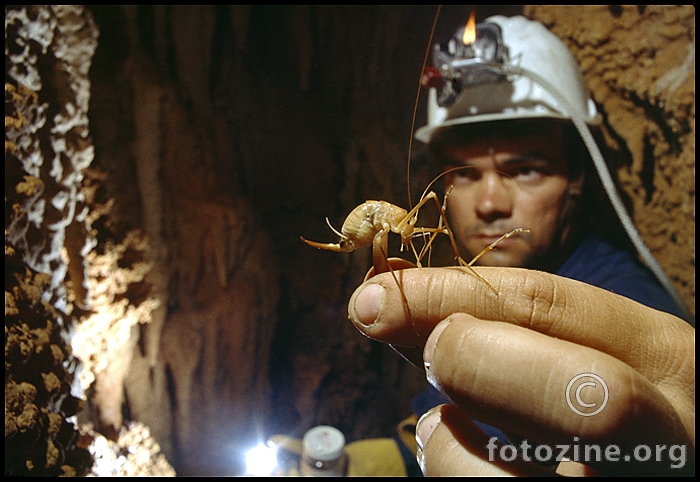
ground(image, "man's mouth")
xmin=475 ymin=232 xmax=509 ymax=242
xmin=472 ymin=232 xmax=521 ymax=249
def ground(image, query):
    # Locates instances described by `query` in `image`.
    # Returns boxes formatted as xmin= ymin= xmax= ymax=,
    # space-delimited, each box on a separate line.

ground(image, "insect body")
xmin=300 ymin=193 xmax=451 ymax=275
xmin=301 ymin=200 xmax=413 ymax=275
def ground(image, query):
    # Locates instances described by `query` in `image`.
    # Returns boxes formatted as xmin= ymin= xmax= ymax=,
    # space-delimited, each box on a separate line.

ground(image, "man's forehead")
xmin=430 ymin=119 xmax=568 ymax=152
xmin=442 ymin=129 xmax=566 ymax=160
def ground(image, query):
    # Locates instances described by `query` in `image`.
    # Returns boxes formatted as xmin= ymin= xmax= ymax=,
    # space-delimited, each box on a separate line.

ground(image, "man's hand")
xmin=348 ymin=265 xmax=695 ymax=476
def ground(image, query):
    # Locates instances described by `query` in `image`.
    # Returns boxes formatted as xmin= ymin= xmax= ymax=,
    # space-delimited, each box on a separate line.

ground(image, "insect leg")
xmin=414 ymin=190 xmax=500 ymax=294
xmin=466 ymin=228 xmax=531 ymax=266
xmin=411 ymin=187 xmax=454 ymax=266
xmin=371 ymin=224 xmax=392 ymax=274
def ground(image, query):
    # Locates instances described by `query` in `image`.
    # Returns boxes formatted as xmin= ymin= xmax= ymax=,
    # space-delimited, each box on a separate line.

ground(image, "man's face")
xmin=439 ymin=125 xmax=573 ymax=268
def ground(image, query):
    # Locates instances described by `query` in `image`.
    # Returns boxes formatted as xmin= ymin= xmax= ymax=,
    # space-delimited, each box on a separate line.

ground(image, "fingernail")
xmin=416 ymin=408 xmax=441 ymax=470
xmin=351 ymin=283 xmax=385 ymax=326
xmin=423 ymin=320 xmax=450 ymax=388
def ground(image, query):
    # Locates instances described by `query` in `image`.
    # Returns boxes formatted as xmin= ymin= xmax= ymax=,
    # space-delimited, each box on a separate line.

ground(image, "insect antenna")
xmin=396 ymin=6 xmax=444 ymax=270
xmin=325 ymin=217 xmax=345 ymax=239
xmin=407 ymin=5 xmax=442 ymax=211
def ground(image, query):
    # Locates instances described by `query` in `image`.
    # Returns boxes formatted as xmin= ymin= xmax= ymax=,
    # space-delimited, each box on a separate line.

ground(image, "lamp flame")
xmin=462 ymin=11 xmax=476 ymax=45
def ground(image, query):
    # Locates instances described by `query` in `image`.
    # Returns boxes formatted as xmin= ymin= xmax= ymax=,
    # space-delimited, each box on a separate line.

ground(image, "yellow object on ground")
xmin=345 ymin=438 xmax=407 ymax=476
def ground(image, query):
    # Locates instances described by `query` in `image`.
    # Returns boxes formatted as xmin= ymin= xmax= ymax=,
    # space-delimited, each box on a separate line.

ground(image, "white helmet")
xmin=414 ymin=15 xmax=599 ymax=144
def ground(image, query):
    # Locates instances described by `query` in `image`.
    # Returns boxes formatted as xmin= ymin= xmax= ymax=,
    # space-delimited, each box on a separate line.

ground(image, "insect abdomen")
xmin=340 ymin=201 xmax=408 ymax=249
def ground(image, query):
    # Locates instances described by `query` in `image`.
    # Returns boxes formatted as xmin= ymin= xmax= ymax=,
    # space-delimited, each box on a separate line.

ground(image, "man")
xmin=348 ymin=15 xmax=694 ymax=476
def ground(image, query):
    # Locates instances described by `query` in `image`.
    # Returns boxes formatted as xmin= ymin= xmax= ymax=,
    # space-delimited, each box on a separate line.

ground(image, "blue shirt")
xmin=555 ymin=234 xmax=686 ymax=319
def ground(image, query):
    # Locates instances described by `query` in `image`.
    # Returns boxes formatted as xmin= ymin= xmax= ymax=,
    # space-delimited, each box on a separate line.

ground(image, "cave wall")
xmin=5 ymin=6 xmax=98 ymax=476
xmin=6 ymin=5 xmax=694 ymax=477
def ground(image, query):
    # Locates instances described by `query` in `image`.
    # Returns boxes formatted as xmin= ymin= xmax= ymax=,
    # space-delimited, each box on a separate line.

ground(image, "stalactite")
xmin=128 ymin=62 xmax=170 ymax=368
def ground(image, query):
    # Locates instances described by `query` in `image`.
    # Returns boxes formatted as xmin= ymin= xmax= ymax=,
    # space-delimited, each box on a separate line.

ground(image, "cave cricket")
xmin=300 ymin=7 xmax=529 ymax=295
xmin=299 ymin=175 xmax=528 ymax=293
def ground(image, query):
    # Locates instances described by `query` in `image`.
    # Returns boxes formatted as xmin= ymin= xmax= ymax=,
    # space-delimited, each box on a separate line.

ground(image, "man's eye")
xmin=513 ymin=167 xmax=542 ymax=181
xmin=451 ymin=167 xmax=479 ymax=181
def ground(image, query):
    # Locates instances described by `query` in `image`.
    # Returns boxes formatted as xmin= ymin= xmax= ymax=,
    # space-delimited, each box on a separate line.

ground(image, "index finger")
xmin=347 ymin=266 xmax=693 ymax=380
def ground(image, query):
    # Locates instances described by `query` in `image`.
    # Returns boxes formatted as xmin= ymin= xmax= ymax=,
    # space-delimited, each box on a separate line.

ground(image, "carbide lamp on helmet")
xmin=415 ymin=15 xmax=599 ymax=144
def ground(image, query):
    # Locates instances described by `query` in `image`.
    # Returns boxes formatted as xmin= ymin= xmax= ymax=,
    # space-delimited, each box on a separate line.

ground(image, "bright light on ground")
xmin=245 ymin=443 xmax=278 ymax=476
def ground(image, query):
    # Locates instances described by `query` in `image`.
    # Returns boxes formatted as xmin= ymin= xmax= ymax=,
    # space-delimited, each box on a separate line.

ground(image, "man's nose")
xmin=475 ymin=173 xmax=513 ymax=221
